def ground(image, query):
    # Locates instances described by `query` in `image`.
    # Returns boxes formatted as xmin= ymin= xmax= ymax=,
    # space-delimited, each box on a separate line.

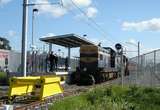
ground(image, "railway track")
xmin=0 ymin=78 xmax=121 ymax=110
xmin=0 ymin=84 xmax=91 ymax=110
xmin=14 ymin=86 xmax=90 ymax=110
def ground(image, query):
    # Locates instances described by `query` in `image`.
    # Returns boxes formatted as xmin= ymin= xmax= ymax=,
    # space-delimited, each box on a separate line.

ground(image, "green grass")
xmin=49 ymin=85 xmax=160 ymax=110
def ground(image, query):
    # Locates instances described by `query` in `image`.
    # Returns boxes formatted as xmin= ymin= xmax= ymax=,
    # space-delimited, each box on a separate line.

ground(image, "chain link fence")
xmin=126 ymin=49 xmax=160 ymax=87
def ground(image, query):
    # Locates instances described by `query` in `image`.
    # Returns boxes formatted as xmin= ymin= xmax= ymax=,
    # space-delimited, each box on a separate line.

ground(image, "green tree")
xmin=0 ymin=37 xmax=11 ymax=50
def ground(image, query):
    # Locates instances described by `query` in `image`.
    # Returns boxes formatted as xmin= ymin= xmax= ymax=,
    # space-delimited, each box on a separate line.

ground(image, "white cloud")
xmin=88 ymin=37 xmax=113 ymax=47
xmin=34 ymin=0 xmax=67 ymax=18
xmin=45 ymin=33 xmax=56 ymax=36
xmin=33 ymin=0 xmax=97 ymax=18
xmin=42 ymin=33 xmax=56 ymax=38
xmin=61 ymin=0 xmax=92 ymax=10
xmin=122 ymin=18 xmax=160 ymax=32
xmin=7 ymin=30 xmax=16 ymax=37
xmin=86 ymin=7 xmax=98 ymax=18
xmin=89 ymin=38 xmax=100 ymax=44
xmin=123 ymin=38 xmax=138 ymax=57
xmin=0 ymin=0 xmax=12 ymax=6
xmin=72 ymin=0 xmax=92 ymax=7
xmin=75 ymin=7 xmax=98 ymax=20
xmin=128 ymin=38 xmax=137 ymax=45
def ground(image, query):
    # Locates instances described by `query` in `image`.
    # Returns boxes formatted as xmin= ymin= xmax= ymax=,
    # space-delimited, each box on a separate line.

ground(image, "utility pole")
xmin=21 ymin=0 xmax=62 ymax=76
xmin=21 ymin=0 xmax=28 ymax=77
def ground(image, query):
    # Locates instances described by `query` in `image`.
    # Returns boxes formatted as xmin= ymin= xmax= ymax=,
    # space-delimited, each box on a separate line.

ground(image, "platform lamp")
xmin=31 ymin=8 xmax=38 ymax=73
xmin=21 ymin=0 xmax=63 ymax=76
xmin=31 ymin=8 xmax=38 ymax=51
xmin=83 ymin=34 xmax=87 ymax=38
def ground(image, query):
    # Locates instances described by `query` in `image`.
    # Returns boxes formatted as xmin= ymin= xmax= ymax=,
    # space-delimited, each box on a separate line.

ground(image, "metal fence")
xmin=0 ymin=49 xmax=79 ymax=76
xmin=126 ymin=49 xmax=160 ymax=87
xmin=26 ymin=51 xmax=79 ymax=73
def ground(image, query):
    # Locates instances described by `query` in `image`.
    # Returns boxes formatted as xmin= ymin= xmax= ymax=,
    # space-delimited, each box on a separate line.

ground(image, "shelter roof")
xmin=40 ymin=33 xmax=95 ymax=48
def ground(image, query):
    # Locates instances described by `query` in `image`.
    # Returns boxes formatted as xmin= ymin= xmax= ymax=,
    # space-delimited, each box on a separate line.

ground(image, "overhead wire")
xmin=92 ymin=0 xmax=99 ymax=9
xmin=70 ymin=0 xmax=140 ymax=49
xmin=69 ymin=0 xmax=117 ymax=45
xmin=61 ymin=5 xmax=104 ymax=41
xmin=30 ymin=0 xmax=139 ymax=56
xmin=70 ymin=1 xmax=150 ymax=57
xmin=62 ymin=0 xmax=135 ymax=51
xmin=91 ymin=1 xmax=144 ymax=50
xmin=31 ymin=0 xmax=131 ymax=50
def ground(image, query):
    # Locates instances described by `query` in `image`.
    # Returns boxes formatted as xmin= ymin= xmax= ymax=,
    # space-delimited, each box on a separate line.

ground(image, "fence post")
xmin=121 ymin=48 xmax=124 ymax=87
xmin=137 ymin=42 xmax=140 ymax=85
xmin=153 ymin=50 xmax=156 ymax=87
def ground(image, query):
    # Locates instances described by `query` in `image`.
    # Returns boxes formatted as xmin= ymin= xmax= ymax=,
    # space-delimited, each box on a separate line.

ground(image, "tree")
xmin=0 ymin=37 xmax=11 ymax=50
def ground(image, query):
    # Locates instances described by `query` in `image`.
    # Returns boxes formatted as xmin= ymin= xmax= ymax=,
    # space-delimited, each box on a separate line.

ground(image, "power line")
xmin=91 ymin=1 xmax=140 ymax=49
xmin=29 ymin=0 xmax=130 ymax=49
xmin=62 ymin=5 xmax=111 ymax=44
xmin=69 ymin=0 xmax=116 ymax=45
xmin=63 ymin=0 xmax=130 ymax=49
xmin=92 ymin=0 xmax=99 ymax=9
xmin=26 ymin=3 xmax=61 ymax=6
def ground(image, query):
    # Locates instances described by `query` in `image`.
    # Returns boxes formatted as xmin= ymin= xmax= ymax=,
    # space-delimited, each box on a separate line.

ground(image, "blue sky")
xmin=0 ymin=0 xmax=160 ymax=57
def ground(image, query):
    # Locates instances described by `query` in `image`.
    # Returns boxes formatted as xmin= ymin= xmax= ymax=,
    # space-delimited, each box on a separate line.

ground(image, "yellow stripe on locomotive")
xmin=80 ymin=45 xmax=98 ymax=53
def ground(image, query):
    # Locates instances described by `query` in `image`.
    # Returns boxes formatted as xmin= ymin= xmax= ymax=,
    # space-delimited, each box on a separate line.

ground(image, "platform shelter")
xmin=40 ymin=33 xmax=95 ymax=73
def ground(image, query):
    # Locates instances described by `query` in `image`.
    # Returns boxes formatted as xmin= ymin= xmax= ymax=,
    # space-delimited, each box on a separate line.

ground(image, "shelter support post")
xmin=121 ymin=48 xmax=124 ymax=87
xmin=49 ymin=43 xmax=52 ymax=52
xmin=68 ymin=47 xmax=71 ymax=73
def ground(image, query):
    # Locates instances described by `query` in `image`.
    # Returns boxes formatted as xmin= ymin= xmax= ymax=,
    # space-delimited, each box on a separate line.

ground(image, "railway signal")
xmin=115 ymin=43 xmax=122 ymax=50
xmin=115 ymin=43 xmax=124 ymax=87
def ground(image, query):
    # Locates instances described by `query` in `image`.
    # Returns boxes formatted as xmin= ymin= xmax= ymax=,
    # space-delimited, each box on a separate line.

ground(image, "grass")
xmin=49 ymin=85 xmax=160 ymax=110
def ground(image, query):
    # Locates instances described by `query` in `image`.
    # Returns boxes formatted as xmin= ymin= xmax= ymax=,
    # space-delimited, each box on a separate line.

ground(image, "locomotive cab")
xmin=73 ymin=45 xmax=117 ymax=85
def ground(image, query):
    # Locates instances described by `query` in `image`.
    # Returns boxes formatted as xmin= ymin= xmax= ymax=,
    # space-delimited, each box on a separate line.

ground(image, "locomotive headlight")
xmin=83 ymin=67 xmax=87 ymax=71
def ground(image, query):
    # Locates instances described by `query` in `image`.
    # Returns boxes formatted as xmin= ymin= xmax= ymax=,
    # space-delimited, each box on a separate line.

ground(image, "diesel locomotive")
xmin=70 ymin=44 xmax=129 ymax=85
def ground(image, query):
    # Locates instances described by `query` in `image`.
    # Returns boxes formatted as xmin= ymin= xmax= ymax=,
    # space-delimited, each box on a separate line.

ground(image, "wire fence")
xmin=26 ymin=51 xmax=79 ymax=73
xmin=4 ymin=49 xmax=160 ymax=87
xmin=126 ymin=49 xmax=160 ymax=87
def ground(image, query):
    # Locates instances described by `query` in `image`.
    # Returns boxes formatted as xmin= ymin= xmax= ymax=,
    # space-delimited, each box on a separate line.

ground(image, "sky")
xmin=0 ymin=0 xmax=160 ymax=57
